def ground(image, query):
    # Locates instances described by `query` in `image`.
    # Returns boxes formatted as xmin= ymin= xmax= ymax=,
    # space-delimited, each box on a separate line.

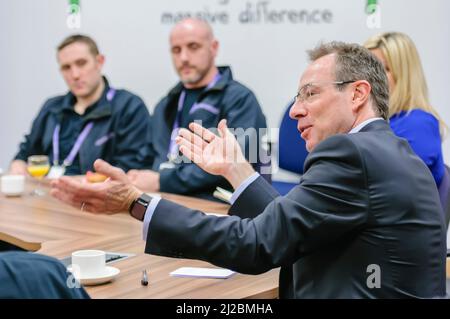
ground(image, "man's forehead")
xmin=170 ymin=31 xmax=207 ymax=46
xmin=59 ymin=42 xmax=91 ymax=54
xmin=58 ymin=42 xmax=91 ymax=61
xmin=299 ymin=54 xmax=336 ymax=86
xmin=170 ymin=21 xmax=211 ymax=45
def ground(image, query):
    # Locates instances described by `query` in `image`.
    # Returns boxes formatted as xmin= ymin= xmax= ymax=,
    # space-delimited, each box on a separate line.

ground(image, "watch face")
xmin=133 ymin=203 xmax=147 ymax=221
xmin=131 ymin=193 xmax=152 ymax=221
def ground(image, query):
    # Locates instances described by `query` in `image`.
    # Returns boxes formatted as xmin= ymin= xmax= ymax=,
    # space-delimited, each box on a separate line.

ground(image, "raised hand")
xmin=176 ymin=119 xmax=255 ymax=189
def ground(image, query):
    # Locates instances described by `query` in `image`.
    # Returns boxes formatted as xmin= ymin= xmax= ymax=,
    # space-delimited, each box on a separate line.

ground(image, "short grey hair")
xmin=308 ymin=41 xmax=389 ymax=120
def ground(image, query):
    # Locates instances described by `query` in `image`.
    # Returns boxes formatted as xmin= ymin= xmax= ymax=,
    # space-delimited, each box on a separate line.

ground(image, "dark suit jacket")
xmin=0 ymin=252 xmax=90 ymax=299
xmin=145 ymin=120 xmax=446 ymax=298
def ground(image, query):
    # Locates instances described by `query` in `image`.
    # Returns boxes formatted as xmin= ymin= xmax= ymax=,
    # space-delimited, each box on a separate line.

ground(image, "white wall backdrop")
xmin=1 ymin=0 xmax=449 ymax=170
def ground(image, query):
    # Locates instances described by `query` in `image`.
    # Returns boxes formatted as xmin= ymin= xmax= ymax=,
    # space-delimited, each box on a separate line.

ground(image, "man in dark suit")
xmin=50 ymin=42 xmax=446 ymax=298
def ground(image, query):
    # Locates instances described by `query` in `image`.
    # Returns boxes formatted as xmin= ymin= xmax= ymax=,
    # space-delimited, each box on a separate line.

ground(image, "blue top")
xmin=390 ymin=109 xmax=445 ymax=186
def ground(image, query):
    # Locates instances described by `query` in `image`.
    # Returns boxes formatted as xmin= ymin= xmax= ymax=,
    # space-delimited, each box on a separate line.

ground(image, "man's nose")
xmin=70 ymin=67 xmax=80 ymax=79
xmin=179 ymin=48 xmax=189 ymax=62
xmin=289 ymin=100 xmax=307 ymax=120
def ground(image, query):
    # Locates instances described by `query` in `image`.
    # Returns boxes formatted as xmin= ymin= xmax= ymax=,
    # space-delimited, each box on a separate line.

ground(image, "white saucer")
xmin=67 ymin=266 xmax=120 ymax=286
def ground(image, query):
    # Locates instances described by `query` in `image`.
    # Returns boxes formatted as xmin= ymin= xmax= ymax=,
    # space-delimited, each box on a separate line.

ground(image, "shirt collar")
xmin=349 ymin=117 xmax=384 ymax=134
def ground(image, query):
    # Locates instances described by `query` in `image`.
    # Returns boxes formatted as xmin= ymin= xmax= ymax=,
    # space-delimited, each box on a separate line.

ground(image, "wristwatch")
xmin=129 ymin=193 xmax=152 ymax=221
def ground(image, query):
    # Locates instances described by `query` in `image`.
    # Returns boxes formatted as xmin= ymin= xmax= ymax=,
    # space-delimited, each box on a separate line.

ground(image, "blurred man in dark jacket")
xmin=127 ymin=18 xmax=269 ymax=200
xmin=10 ymin=34 xmax=152 ymax=176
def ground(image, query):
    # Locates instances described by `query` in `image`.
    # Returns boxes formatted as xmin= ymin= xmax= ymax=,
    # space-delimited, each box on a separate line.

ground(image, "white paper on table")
xmin=170 ymin=267 xmax=235 ymax=279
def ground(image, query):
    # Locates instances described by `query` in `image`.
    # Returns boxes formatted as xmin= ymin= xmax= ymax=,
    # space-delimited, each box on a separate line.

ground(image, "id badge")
xmin=47 ymin=165 xmax=66 ymax=179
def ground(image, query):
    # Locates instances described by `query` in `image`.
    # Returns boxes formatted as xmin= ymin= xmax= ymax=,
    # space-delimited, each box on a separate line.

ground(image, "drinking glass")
xmin=27 ymin=155 xmax=50 ymax=196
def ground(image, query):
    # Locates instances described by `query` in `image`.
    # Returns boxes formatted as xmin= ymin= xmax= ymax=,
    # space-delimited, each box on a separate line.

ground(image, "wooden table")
xmin=0 ymin=179 xmax=279 ymax=299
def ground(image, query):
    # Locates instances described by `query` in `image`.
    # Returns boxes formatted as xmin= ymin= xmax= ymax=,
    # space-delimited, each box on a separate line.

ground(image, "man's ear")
xmin=96 ymin=54 xmax=105 ymax=68
xmin=351 ymin=80 xmax=371 ymax=112
xmin=211 ymin=39 xmax=219 ymax=58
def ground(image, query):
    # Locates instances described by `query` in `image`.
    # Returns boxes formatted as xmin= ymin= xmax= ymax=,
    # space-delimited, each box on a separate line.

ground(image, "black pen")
xmin=141 ymin=270 xmax=148 ymax=286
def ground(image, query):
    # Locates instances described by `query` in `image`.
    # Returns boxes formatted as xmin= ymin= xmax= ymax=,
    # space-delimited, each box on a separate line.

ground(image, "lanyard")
xmin=167 ymin=74 xmax=221 ymax=160
xmin=52 ymin=88 xmax=115 ymax=167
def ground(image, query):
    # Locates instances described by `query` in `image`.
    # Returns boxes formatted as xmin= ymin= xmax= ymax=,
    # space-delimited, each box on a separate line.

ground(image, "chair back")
xmin=278 ymin=101 xmax=308 ymax=174
xmin=438 ymin=165 xmax=450 ymax=228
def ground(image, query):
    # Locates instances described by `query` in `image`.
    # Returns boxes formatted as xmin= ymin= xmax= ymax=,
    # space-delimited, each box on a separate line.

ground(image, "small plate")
xmin=67 ymin=266 xmax=120 ymax=286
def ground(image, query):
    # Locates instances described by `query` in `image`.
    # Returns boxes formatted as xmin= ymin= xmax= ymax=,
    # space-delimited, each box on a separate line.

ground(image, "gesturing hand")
xmin=176 ymin=119 xmax=255 ymax=189
xmin=50 ymin=159 xmax=141 ymax=214
xmin=127 ymin=169 xmax=160 ymax=192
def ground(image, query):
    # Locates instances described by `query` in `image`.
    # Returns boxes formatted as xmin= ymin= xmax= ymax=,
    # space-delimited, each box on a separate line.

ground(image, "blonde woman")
xmin=365 ymin=32 xmax=447 ymax=187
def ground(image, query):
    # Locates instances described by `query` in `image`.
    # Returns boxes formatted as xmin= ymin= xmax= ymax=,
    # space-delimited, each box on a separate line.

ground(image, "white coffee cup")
xmin=71 ymin=250 xmax=106 ymax=278
xmin=1 ymin=175 xmax=25 ymax=196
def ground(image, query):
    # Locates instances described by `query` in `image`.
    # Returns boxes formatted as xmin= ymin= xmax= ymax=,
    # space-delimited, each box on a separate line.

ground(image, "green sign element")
xmin=69 ymin=0 xmax=80 ymax=14
xmin=366 ymin=0 xmax=378 ymax=14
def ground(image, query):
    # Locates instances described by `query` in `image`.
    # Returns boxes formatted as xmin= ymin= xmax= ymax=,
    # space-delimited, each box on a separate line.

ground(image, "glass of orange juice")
xmin=27 ymin=155 xmax=50 ymax=196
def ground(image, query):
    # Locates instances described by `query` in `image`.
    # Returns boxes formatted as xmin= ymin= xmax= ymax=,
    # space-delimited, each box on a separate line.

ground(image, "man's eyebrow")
xmin=299 ymin=83 xmax=313 ymax=91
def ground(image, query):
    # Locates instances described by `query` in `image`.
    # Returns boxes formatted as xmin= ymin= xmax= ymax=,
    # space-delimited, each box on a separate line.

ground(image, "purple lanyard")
xmin=52 ymin=88 xmax=115 ymax=167
xmin=167 ymin=74 xmax=221 ymax=160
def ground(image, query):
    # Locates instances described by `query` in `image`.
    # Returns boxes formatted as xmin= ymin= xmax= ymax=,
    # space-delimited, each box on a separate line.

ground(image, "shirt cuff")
xmin=142 ymin=196 xmax=161 ymax=241
xmin=229 ymin=172 xmax=260 ymax=205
